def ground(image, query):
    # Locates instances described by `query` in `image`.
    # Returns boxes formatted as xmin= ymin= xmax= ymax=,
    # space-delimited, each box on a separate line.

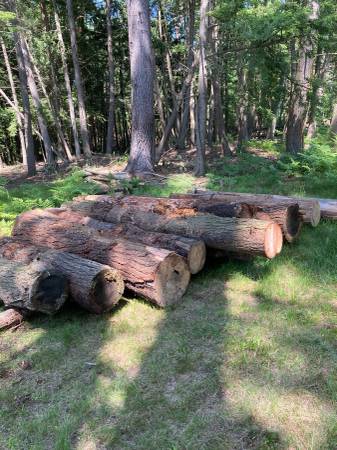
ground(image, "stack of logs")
xmin=0 ymin=189 xmax=325 ymax=331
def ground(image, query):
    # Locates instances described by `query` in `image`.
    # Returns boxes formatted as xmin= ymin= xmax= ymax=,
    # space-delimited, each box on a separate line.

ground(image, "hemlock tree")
xmin=126 ymin=0 xmax=155 ymax=175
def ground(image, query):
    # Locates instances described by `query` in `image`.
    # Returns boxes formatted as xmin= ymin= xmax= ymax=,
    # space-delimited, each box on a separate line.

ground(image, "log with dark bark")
xmin=0 ymin=308 xmax=25 ymax=331
xmin=43 ymin=208 xmax=206 ymax=274
xmin=170 ymin=191 xmax=320 ymax=227
xmin=63 ymin=199 xmax=283 ymax=259
xmin=0 ymin=257 xmax=68 ymax=314
xmin=0 ymin=238 xmax=124 ymax=313
xmin=12 ymin=211 xmax=191 ymax=307
xmin=67 ymin=194 xmax=300 ymax=243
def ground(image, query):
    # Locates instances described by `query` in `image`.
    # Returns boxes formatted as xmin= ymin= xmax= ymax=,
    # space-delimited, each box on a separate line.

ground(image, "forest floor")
xmin=1 ymin=139 xmax=337 ymax=449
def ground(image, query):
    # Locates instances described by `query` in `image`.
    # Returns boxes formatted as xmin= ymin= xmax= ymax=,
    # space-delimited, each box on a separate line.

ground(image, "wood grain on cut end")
xmin=91 ymin=269 xmax=125 ymax=312
xmin=264 ymin=223 xmax=283 ymax=259
xmin=187 ymin=240 xmax=206 ymax=274
xmin=155 ymin=253 xmax=191 ymax=307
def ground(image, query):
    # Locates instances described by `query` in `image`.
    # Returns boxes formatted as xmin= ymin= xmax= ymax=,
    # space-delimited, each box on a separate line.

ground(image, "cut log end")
xmin=264 ymin=223 xmax=283 ymax=259
xmin=155 ymin=254 xmax=191 ymax=307
xmin=187 ymin=240 xmax=206 ymax=274
xmin=31 ymin=271 xmax=68 ymax=315
xmin=285 ymin=204 xmax=302 ymax=242
xmin=91 ymin=269 xmax=125 ymax=313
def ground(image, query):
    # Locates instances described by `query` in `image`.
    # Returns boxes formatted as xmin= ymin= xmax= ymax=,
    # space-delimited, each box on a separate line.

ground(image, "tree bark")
xmin=330 ymin=103 xmax=337 ymax=135
xmin=20 ymin=36 xmax=55 ymax=167
xmin=53 ymin=0 xmax=81 ymax=158
xmin=172 ymin=190 xmax=320 ymax=227
xmin=12 ymin=211 xmax=191 ymax=307
xmin=106 ymin=0 xmax=116 ymax=154
xmin=285 ymin=1 xmax=319 ymax=153
xmin=39 ymin=208 xmax=206 ymax=274
xmin=126 ymin=0 xmax=155 ymax=174
xmin=237 ymin=59 xmax=249 ymax=150
xmin=12 ymin=30 xmax=36 ymax=175
xmin=0 ymin=37 xmax=26 ymax=165
xmin=0 ymin=309 xmax=24 ymax=332
xmin=66 ymin=0 xmax=92 ymax=157
xmin=62 ymin=197 xmax=283 ymax=258
xmin=69 ymin=194 xmax=301 ymax=243
xmin=0 ymin=238 xmax=124 ymax=313
xmin=195 ymin=0 xmax=209 ymax=176
xmin=0 ymin=257 xmax=68 ymax=314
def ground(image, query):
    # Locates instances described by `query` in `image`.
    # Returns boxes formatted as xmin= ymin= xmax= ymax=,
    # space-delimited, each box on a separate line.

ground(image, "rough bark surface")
xmin=0 ymin=257 xmax=68 ymax=314
xmin=12 ymin=211 xmax=190 ymax=307
xmin=171 ymin=191 xmax=320 ymax=227
xmin=67 ymin=194 xmax=300 ymax=242
xmin=43 ymin=209 xmax=206 ymax=274
xmin=0 ymin=238 xmax=124 ymax=313
xmin=63 ymin=198 xmax=283 ymax=258
xmin=0 ymin=308 xmax=24 ymax=331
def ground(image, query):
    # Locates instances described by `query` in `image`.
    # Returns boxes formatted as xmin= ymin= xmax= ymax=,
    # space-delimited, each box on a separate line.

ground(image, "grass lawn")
xmin=1 ymin=143 xmax=337 ymax=449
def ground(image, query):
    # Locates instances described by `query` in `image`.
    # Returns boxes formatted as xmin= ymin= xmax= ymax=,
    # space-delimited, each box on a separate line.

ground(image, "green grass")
xmin=1 ymin=142 xmax=337 ymax=449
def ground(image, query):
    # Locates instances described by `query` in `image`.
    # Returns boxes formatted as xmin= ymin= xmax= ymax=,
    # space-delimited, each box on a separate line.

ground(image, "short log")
xmin=0 ymin=308 xmax=24 ymax=331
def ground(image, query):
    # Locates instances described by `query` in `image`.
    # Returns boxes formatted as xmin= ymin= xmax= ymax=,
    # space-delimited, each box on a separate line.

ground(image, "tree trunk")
xmin=0 ymin=309 xmax=24 ymax=332
xmin=0 ymin=257 xmax=68 ymax=314
xmin=195 ymin=0 xmax=209 ymax=176
xmin=12 ymin=30 xmax=36 ymax=175
xmin=237 ymin=59 xmax=249 ymax=150
xmin=106 ymin=0 xmax=116 ymax=154
xmin=66 ymin=0 xmax=92 ymax=157
xmin=285 ymin=1 xmax=318 ymax=153
xmin=20 ymin=36 xmax=55 ymax=167
xmin=172 ymin=191 xmax=321 ymax=227
xmin=330 ymin=103 xmax=337 ymax=135
xmin=39 ymin=208 xmax=206 ymax=274
xmin=62 ymin=197 xmax=283 ymax=259
xmin=0 ymin=238 xmax=124 ymax=313
xmin=12 ymin=211 xmax=191 ymax=307
xmin=0 ymin=37 xmax=27 ymax=165
xmin=126 ymin=0 xmax=155 ymax=174
xmin=53 ymin=0 xmax=81 ymax=158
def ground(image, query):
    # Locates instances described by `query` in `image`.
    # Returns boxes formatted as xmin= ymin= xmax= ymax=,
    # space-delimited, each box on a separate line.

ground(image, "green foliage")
xmin=0 ymin=169 xmax=101 ymax=236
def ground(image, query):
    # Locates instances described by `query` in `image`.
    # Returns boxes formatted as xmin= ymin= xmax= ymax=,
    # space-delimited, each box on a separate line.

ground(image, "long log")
xmin=67 ymin=195 xmax=300 ymax=243
xmin=63 ymin=199 xmax=283 ymax=259
xmin=0 ymin=308 xmax=24 ymax=331
xmin=0 ymin=257 xmax=68 ymax=314
xmin=12 ymin=211 xmax=191 ymax=307
xmin=304 ymin=198 xmax=337 ymax=220
xmin=0 ymin=238 xmax=124 ymax=314
xmin=170 ymin=190 xmax=320 ymax=227
xmin=43 ymin=208 xmax=206 ymax=274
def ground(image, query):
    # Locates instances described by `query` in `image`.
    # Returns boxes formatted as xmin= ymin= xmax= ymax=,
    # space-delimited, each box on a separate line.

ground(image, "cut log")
xmin=43 ymin=208 xmax=206 ymax=274
xmin=305 ymin=198 xmax=337 ymax=220
xmin=0 ymin=308 xmax=24 ymax=331
xmin=170 ymin=190 xmax=320 ymax=227
xmin=0 ymin=238 xmax=124 ymax=314
xmin=69 ymin=195 xmax=301 ymax=243
xmin=62 ymin=199 xmax=283 ymax=259
xmin=0 ymin=257 xmax=68 ymax=314
xmin=12 ymin=210 xmax=191 ymax=307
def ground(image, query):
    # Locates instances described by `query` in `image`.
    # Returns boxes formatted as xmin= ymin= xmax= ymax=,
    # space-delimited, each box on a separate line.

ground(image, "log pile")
xmin=0 ymin=188 xmax=325 ymax=330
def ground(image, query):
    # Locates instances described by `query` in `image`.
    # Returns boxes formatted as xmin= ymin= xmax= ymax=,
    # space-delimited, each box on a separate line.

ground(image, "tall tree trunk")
xmin=330 ymin=104 xmax=337 ymax=135
xmin=12 ymin=32 xmax=36 ymax=175
xmin=176 ymin=0 xmax=195 ymax=150
xmin=126 ymin=0 xmax=155 ymax=174
xmin=20 ymin=36 xmax=55 ymax=167
xmin=53 ymin=0 xmax=81 ymax=158
xmin=236 ymin=57 xmax=249 ymax=150
xmin=285 ymin=1 xmax=319 ymax=153
xmin=66 ymin=0 xmax=92 ymax=157
xmin=307 ymin=51 xmax=327 ymax=140
xmin=194 ymin=0 xmax=209 ymax=176
xmin=0 ymin=37 xmax=27 ymax=165
xmin=106 ymin=0 xmax=116 ymax=154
